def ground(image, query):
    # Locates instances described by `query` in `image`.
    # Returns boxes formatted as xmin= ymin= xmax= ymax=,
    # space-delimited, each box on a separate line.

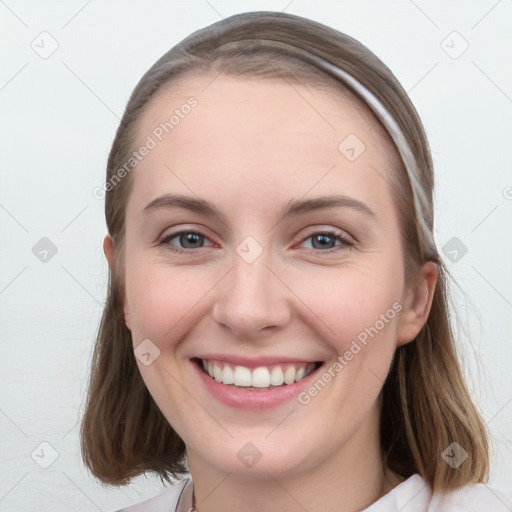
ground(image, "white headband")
xmin=216 ymin=38 xmax=436 ymax=253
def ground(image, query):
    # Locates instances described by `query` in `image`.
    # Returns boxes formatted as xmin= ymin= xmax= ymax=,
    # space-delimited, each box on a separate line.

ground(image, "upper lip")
xmin=193 ymin=354 xmax=322 ymax=369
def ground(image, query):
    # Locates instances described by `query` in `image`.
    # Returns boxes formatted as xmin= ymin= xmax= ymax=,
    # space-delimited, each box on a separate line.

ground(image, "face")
xmin=110 ymin=73 xmax=434 ymax=479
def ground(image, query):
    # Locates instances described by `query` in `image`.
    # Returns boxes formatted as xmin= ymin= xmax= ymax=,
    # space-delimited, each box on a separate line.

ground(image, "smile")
xmin=194 ymin=358 xmax=323 ymax=390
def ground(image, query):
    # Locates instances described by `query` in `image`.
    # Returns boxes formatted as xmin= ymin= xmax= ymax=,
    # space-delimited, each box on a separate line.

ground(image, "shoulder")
xmin=113 ymin=476 xmax=191 ymax=512
xmin=363 ymin=474 xmax=512 ymax=512
xmin=429 ymin=481 xmax=512 ymax=511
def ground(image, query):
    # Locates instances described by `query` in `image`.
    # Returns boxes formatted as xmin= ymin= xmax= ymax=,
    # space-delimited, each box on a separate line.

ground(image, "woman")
xmin=80 ymin=11 xmax=512 ymax=511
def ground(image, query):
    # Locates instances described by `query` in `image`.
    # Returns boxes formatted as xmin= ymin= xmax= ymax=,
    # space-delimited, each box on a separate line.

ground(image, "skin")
xmin=104 ymin=74 xmax=437 ymax=512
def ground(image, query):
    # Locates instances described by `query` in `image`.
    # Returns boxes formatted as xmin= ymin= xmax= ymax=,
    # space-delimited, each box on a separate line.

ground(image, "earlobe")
xmin=103 ymin=233 xmax=115 ymax=268
xmin=397 ymin=261 xmax=438 ymax=347
xmin=124 ymin=308 xmax=132 ymax=331
xmin=103 ymin=233 xmax=132 ymax=330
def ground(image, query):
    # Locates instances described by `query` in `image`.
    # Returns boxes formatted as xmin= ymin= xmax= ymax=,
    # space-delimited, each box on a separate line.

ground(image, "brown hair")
xmin=80 ymin=11 xmax=489 ymax=492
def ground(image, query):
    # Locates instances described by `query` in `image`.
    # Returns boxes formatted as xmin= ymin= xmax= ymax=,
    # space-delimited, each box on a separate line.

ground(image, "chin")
xmin=193 ymin=437 xmax=315 ymax=479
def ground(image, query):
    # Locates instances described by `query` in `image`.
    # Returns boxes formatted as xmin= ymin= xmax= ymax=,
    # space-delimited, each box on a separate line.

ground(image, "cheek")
xmin=296 ymin=264 xmax=404 ymax=356
xmin=124 ymin=253 xmax=214 ymax=345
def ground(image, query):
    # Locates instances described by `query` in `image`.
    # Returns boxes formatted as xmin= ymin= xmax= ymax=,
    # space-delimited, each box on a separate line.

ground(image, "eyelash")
xmin=159 ymin=229 xmax=354 ymax=255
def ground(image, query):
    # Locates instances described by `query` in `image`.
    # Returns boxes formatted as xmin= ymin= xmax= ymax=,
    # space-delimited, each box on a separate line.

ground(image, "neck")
xmin=187 ymin=405 xmax=403 ymax=512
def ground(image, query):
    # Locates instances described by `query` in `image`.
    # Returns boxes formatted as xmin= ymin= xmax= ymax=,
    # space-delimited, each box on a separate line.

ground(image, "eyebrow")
xmin=142 ymin=193 xmax=376 ymax=224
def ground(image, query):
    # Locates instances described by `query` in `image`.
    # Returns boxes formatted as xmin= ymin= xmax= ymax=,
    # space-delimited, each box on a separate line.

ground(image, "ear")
xmin=396 ymin=261 xmax=437 ymax=347
xmin=103 ymin=234 xmax=131 ymax=330
xmin=103 ymin=233 xmax=115 ymax=267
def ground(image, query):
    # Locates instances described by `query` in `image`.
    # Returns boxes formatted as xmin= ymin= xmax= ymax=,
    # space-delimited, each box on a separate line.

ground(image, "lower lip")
xmin=192 ymin=359 xmax=324 ymax=410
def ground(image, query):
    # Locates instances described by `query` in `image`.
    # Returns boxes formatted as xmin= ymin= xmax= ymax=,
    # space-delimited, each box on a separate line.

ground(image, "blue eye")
xmin=300 ymin=231 xmax=353 ymax=253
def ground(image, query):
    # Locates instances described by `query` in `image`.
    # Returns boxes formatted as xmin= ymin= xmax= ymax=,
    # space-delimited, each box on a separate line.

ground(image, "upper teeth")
xmin=201 ymin=359 xmax=316 ymax=388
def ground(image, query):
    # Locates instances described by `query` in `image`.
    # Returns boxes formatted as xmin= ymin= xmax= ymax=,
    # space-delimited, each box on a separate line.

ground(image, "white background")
xmin=1 ymin=1 xmax=511 ymax=510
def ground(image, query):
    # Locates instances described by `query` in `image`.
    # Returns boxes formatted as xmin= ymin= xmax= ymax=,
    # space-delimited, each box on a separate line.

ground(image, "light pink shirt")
xmin=116 ymin=473 xmax=512 ymax=511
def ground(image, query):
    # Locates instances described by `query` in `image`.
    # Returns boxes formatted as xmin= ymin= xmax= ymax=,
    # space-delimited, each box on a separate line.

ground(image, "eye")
xmin=159 ymin=229 xmax=353 ymax=255
xmin=160 ymin=230 xmax=214 ymax=253
xmin=298 ymin=230 xmax=354 ymax=253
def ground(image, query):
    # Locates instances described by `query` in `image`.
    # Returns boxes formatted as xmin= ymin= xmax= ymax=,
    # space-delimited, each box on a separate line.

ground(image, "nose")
xmin=212 ymin=249 xmax=291 ymax=339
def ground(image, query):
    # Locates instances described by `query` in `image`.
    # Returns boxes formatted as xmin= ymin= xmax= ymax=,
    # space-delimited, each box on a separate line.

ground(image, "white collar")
xmin=176 ymin=473 xmax=430 ymax=511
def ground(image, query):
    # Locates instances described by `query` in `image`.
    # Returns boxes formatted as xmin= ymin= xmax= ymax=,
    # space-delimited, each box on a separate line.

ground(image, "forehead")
xmin=138 ymin=71 xmax=390 ymax=150
xmin=130 ymin=73 xmax=400 ymax=213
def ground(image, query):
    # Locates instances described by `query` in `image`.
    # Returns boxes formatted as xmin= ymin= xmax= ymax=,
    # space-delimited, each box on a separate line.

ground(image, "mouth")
xmin=192 ymin=357 xmax=324 ymax=391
